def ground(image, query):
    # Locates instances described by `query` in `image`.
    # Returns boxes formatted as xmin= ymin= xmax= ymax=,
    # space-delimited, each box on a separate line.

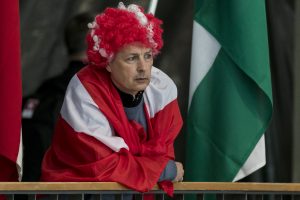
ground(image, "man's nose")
xmin=137 ymin=58 xmax=147 ymax=71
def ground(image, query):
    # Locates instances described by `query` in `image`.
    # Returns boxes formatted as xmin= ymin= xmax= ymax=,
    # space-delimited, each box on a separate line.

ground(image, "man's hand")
xmin=173 ymin=161 xmax=184 ymax=182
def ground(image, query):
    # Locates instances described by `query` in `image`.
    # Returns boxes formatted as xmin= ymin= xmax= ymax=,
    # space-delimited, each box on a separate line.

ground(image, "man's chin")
xmin=134 ymin=84 xmax=149 ymax=92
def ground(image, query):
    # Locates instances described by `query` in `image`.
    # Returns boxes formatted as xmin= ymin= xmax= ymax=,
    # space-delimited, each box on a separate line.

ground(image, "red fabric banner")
xmin=0 ymin=0 xmax=22 ymax=182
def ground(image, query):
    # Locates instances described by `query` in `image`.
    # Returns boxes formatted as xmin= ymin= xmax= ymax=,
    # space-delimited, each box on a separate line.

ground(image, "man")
xmin=41 ymin=2 xmax=184 ymax=195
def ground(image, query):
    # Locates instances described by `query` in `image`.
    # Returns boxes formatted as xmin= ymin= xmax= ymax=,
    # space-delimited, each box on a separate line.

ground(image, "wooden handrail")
xmin=1 ymin=182 xmax=300 ymax=192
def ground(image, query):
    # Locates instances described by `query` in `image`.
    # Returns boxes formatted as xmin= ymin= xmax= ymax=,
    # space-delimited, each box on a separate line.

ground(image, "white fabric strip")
xmin=17 ymin=129 xmax=23 ymax=181
xmin=188 ymin=21 xmax=221 ymax=108
xmin=61 ymin=75 xmax=129 ymax=152
xmin=144 ymin=67 xmax=177 ymax=118
xmin=233 ymin=135 xmax=266 ymax=181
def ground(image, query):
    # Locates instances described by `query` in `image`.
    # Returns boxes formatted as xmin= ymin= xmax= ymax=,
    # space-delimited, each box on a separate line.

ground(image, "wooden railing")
xmin=1 ymin=182 xmax=300 ymax=199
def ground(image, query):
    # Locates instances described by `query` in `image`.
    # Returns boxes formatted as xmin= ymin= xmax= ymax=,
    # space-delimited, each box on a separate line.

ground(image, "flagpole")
xmin=147 ymin=0 xmax=158 ymax=14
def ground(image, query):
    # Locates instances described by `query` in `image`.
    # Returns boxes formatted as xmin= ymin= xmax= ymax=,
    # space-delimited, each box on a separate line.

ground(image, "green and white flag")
xmin=185 ymin=0 xmax=273 ymax=182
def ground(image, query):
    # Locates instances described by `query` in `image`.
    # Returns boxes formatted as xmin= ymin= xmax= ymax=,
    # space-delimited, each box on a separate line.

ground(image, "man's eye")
xmin=126 ymin=56 xmax=136 ymax=61
xmin=145 ymin=53 xmax=153 ymax=60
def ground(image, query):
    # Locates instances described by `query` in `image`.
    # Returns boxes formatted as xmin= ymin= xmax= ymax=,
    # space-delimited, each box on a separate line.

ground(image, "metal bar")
xmin=196 ymin=193 xmax=203 ymax=200
xmin=6 ymin=194 xmax=14 ymax=200
xmin=2 ymin=191 xmax=300 ymax=195
xmin=147 ymin=0 xmax=158 ymax=14
xmin=1 ymin=192 xmax=300 ymax=199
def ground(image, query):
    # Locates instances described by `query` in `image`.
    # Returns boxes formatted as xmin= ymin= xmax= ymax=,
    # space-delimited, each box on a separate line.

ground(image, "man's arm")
xmin=159 ymin=160 xmax=184 ymax=182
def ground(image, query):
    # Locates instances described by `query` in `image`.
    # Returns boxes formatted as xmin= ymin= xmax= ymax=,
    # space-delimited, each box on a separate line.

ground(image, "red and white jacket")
xmin=41 ymin=65 xmax=183 ymax=193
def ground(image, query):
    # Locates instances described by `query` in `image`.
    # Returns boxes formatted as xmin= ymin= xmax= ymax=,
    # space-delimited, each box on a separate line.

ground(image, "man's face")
xmin=106 ymin=43 xmax=153 ymax=96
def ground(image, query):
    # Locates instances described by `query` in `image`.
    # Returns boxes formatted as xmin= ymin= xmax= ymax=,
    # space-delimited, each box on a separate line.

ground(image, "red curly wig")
xmin=86 ymin=2 xmax=163 ymax=68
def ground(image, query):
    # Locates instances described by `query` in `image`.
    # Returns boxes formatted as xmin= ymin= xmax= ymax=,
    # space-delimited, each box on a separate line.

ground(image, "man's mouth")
xmin=135 ymin=77 xmax=148 ymax=82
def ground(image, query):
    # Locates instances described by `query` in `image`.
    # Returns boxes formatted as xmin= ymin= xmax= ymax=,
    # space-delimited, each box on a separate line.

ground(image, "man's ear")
xmin=106 ymin=64 xmax=112 ymax=72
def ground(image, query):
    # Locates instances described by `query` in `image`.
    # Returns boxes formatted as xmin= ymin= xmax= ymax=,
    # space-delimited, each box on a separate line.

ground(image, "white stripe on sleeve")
xmin=61 ymin=75 xmax=129 ymax=152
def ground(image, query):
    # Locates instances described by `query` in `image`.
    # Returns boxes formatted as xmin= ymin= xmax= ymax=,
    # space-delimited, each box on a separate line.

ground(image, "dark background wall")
xmin=20 ymin=0 xmax=297 ymax=182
